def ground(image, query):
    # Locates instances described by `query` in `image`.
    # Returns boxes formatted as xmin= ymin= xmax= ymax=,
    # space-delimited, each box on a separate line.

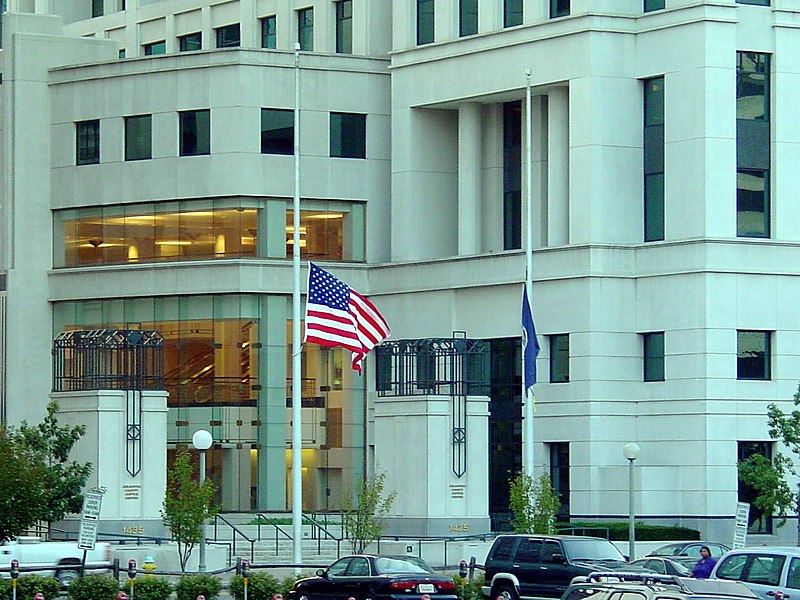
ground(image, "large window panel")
xmin=737 ymin=170 xmax=769 ymax=237
xmin=417 ymin=0 xmax=434 ymax=45
xmin=643 ymin=331 xmax=665 ymax=382
xmin=330 ymin=112 xmax=366 ymax=159
xmin=737 ymin=330 xmax=771 ymax=380
xmin=286 ymin=203 xmax=365 ymax=262
xmin=550 ymin=334 xmax=569 ymax=383
xmin=261 ymin=16 xmax=277 ymax=49
xmin=503 ymin=101 xmax=522 ymax=250
xmin=179 ymin=109 xmax=211 ymax=156
xmin=261 ymin=108 xmax=294 ymax=155
xmin=216 ymin=23 xmax=241 ymax=48
xmin=335 ymin=1 xmax=353 ymax=54
xmin=504 ymin=0 xmax=523 ymax=27
xmin=76 ymin=120 xmax=100 ymax=165
xmin=644 ymin=77 xmax=665 ymax=242
xmin=298 ymin=7 xmax=314 ymax=51
xmin=460 ymin=0 xmax=478 ymax=36
xmin=551 ymin=0 xmax=570 ymax=18
xmin=179 ymin=32 xmax=202 ymax=52
xmin=125 ymin=114 xmax=152 ymax=161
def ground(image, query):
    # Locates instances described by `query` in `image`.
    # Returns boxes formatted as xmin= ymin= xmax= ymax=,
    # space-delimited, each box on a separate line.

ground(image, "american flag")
xmin=304 ymin=263 xmax=391 ymax=374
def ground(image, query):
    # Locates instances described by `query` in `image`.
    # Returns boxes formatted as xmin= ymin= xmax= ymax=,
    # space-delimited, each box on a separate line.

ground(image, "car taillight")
xmin=389 ymin=582 xmax=416 ymax=590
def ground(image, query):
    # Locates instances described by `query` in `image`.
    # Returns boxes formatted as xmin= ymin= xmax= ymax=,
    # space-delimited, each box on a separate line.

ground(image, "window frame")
xmin=261 ymin=108 xmax=295 ymax=155
xmin=76 ymin=119 xmax=100 ymax=166
xmin=504 ymin=0 xmax=523 ymax=27
xmin=297 ymin=7 xmax=314 ymax=51
xmin=124 ymin=114 xmax=152 ymax=161
xmin=142 ymin=40 xmax=166 ymax=55
xmin=215 ymin=23 xmax=241 ymax=48
xmin=330 ymin=112 xmax=366 ymax=159
xmin=261 ymin=15 xmax=277 ymax=49
xmin=179 ymin=32 xmax=202 ymax=52
xmin=179 ymin=109 xmax=211 ymax=157
xmin=459 ymin=0 xmax=478 ymax=36
xmin=642 ymin=331 xmax=665 ymax=382
xmin=417 ymin=0 xmax=435 ymax=45
xmin=549 ymin=334 xmax=570 ymax=383
xmin=644 ymin=76 xmax=665 ymax=242
xmin=335 ymin=0 xmax=353 ymax=54
xmin=737 ymin=330 xmax=772 ymax=380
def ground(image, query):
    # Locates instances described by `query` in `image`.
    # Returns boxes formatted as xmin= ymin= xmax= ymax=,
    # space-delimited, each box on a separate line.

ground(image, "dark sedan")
xmin=290 ymin=555 xmax=458 ymax=600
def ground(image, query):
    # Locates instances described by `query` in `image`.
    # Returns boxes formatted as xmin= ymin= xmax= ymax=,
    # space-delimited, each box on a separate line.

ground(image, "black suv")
xmin=481 ymin=535 xmax=636 ymax=600
xmin=562 ymin=572 xmax=759 ymax=600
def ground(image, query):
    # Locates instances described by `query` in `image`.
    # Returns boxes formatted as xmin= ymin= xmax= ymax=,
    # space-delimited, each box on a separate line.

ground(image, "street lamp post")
xmin=623 ymin=443 xmax=640 ymax=561
xmin=192 ymin=429 xmax=213 ymax=573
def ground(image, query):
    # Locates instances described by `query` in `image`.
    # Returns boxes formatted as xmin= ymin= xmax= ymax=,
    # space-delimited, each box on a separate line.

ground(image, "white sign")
xmin=77 ymin=519 xmax=98 ymax=551
xmin=81 ymin=491 xmax=104 ymax=520
xmin=733 ymin=502 xmax=750 ymax=549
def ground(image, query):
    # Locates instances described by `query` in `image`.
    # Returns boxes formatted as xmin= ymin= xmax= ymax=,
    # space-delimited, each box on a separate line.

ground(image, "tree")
xmin=14 ymin=400 xmax=92 ymax=527
xmin=161 ymin=449 xmax=218 ymax=571
xmin=0 ymin=428 xmax=48 ymax=541
xmin=342 ymin=472 xmax=396 ymax=554
xmin=738 ymin=383 xmax=800 ymax=544
xmin=509 ymin=473 xmax=560 ymax=534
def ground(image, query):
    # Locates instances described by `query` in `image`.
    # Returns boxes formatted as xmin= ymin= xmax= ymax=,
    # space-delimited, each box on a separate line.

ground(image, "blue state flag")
xmin=522 ymin=285 xmax=540 ymax=393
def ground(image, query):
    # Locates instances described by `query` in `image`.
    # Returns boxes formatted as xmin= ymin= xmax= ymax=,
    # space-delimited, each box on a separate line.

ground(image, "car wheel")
xmin=495 ymin=584 xmax=518 ymax=600
xmin=55 ymin=567 xmax=81 ymax=587
xmin=297 ymin=593 xmax=312 ymax=600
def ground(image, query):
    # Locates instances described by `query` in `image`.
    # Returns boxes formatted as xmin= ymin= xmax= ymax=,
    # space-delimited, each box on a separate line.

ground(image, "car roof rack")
xmin=580 ymin=573 xmax=759 ymax=599
xmin=584 ymin=573 xmax=684 ymax=585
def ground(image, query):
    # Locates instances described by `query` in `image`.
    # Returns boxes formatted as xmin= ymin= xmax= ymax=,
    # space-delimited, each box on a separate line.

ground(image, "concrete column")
xmin=548 ymin=86 xmax=570 ymax=246
xmin=374 ymin=393 xmax=490 ymax=537
xmin=458 ymin=102 xmax=481 ymax=255
xmin=52 ymin=390 xmax=169 ymax=536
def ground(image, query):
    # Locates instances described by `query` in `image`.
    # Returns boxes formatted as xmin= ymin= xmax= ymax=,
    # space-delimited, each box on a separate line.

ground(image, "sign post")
xmin=77 ymin=488 xmax=106 ymax=578
xmin=733 ymin=502 xmax=750 ymax=549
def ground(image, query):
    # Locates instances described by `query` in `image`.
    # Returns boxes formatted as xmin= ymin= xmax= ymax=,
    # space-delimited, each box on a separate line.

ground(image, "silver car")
xmin=711 ymin=547 xmax=800 ymax=600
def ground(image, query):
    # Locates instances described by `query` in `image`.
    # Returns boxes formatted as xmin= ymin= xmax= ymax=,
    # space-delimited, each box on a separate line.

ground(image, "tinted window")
xmin=745 ymin=555 xmax=785 ymax=585
xmin=374 ymin=556 xmax=432 ymax=574
xmin=716 ymin=554 xmax=748 ymax=580
xmin=563 ymin=539 xmax=624 ymax=561
xmin=541 ymin=541 xmax=563 ymax=563
xmin=491 ymin=537 xmax=518 ymax=561
xmin=328 ymin=557 xmax=351 ymax=576
xmin=346 ymin=557 xmax=370 ymax=576
xmin=514 ymin=539 xmax=542 ymax=563
xmin=787 ymin=558 xmax=800 ymax=589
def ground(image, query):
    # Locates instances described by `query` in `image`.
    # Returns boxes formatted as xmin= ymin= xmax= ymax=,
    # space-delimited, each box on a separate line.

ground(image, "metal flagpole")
xmin=291 ymin=43 xmax=303 ymax=568
xmin=523 ymin=69 xmax=535 ymax=477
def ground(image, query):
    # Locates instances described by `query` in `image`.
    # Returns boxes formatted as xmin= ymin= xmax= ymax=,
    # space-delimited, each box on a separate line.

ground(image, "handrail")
xmin=254 ymin=513 xmax=293 ymax=555
xmin=302 ymin=513 xmax=343 ymax=556
xmin=212 ymin=514 xmax=255 ymax=562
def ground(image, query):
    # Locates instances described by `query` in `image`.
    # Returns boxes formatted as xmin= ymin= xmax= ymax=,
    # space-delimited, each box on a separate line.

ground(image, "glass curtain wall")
xmin=53 ymin=295 xmax=365 ymax=512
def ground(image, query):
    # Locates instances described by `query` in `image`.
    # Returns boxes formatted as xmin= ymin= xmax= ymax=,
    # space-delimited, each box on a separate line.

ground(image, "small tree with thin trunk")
xmin=342 ymin=472 xmax=396 ymax=554
xmin=509 ymin=473 xmax=560 ymax=534
xmin=161 ymin=449 xmax=218 ymax=571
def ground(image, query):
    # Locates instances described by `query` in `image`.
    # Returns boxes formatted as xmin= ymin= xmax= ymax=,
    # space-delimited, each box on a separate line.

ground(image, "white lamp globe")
xmin=623 ymin=442 xmax=640 ymax=461
xmin=192 ymin=429 xmax=213 ymax=451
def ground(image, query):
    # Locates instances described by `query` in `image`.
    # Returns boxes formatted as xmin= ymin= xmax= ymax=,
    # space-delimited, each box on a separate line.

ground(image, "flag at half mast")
xmin=522 ymin=284 xmax=540 ymax=393
xmin=304 ymin=263 xmax=391 ymax=374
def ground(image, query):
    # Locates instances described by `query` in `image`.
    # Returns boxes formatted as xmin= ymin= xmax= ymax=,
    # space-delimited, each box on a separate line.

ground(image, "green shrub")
xmin=16 ymin=574 xmax=62 ymax=600
xmin=67 ymin=573 xmax=121 ymax=600
xmin=0 ymin=578 xmax=8 ymax=600
xmin=278 ymin=574 xmax=308 ymax=598
xmin=175 ymin=574 xmax=222 ymax=600
xmin=559 ymin=522 xmax=700 ymax=541
xmin=129 ymin=576 xmax=173 ymax=600
xmin=229 ymin=572 xmax=281 ymax=600
xmin=453 ymin=574 xmax=484 ymax=600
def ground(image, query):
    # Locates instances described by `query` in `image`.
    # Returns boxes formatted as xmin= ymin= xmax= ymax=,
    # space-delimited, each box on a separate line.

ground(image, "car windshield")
xmin=563 ymin=539 xmax=625 ymax=561
xmin=374 ymin=557 xmax=433 ymax=574
xmin=652 ymin=544 xmax=685 ymax=556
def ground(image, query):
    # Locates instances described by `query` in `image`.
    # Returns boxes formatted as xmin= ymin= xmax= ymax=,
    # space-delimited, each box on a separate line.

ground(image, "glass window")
xmin=76 ymin=120 xmax=100 ymax=165
xmin=58 ymin=202 xmax=259 ymax=267
xmin=92 ymin=0 xmax=104 ymax=17
xmin=737 ymin=0 xmax=769 ymax=5
xmin=491 ymin=537 xmax=518 ymax=561
xmin=261 ymin=16 xmax=277 ymax=49
xmin=216 ymin=24 xmax=240 ymax=48
xmin=286 ymin=205 xmax=364 ymax=261
xmin=737 ymin=330 xmax=771 ymax=380
xmin=644 ymin=0 xmax=665 ymax=11
xmin=179 ymin=32 xmax=202 ymax=52
xmin=550 ymin=334 xmax=569 ymax=383
xmin=515 ymin=539 xmax=542 ymax=563
xmin=504 ymin=0 xmax=523 ymax=27
xmin=119 ymin=49 xmax=126 ymax=58
xmin=298 ymin=8 xmax=314 ymax=51
xmin=644 ymin=77 xmax=665 ymax=242
xmin=541 ymin=541 xmax=563 ymax=564
xmin=549 ymin=442 xmax=570 ymax=519
xmin=551 ymin=0 xmax=570 ymax=18
xmin=503 ymin=101 xmax=522 ymax=250
xmin=125 ymin=115 xmax=152 ymax=161
xmin=643 ymin=332 xmax=665 ymax=382
xmin=737 ymin=53 xmax=769 ymax=121
xmin=330 ymin=113 xmax=366 ymax=159
xmin=335 ymin=1 xmax=353 ymax=54
xmin=417 ymin=0 xmax=434 ymax=45
xmin=787 ymin=558 xmax=800 ymax=589
xmin=460 ymin=0 xmax=478 ymax=36
xmin=737 ymin=169 xmax=769 ymax=238
xmin=143 ymin=40 xmax=166 ymax=55
xmin=179 ymin=110 xmax=210 ymax=156
xmin=261 ymin=108 xmax=294 ymax=155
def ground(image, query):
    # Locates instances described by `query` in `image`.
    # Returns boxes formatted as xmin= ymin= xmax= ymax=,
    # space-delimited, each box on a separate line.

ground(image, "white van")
xmin=710 ymin=548 xmax=800 ymax=600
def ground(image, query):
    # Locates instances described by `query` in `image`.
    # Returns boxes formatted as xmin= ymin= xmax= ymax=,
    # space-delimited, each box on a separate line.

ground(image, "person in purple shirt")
xmin=692 ymin=546 xmax=717 ymax=579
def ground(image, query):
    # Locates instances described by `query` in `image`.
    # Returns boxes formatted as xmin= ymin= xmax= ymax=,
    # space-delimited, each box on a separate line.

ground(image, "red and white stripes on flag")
xmin=303 ymin=263 xmax=391 ymax=374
